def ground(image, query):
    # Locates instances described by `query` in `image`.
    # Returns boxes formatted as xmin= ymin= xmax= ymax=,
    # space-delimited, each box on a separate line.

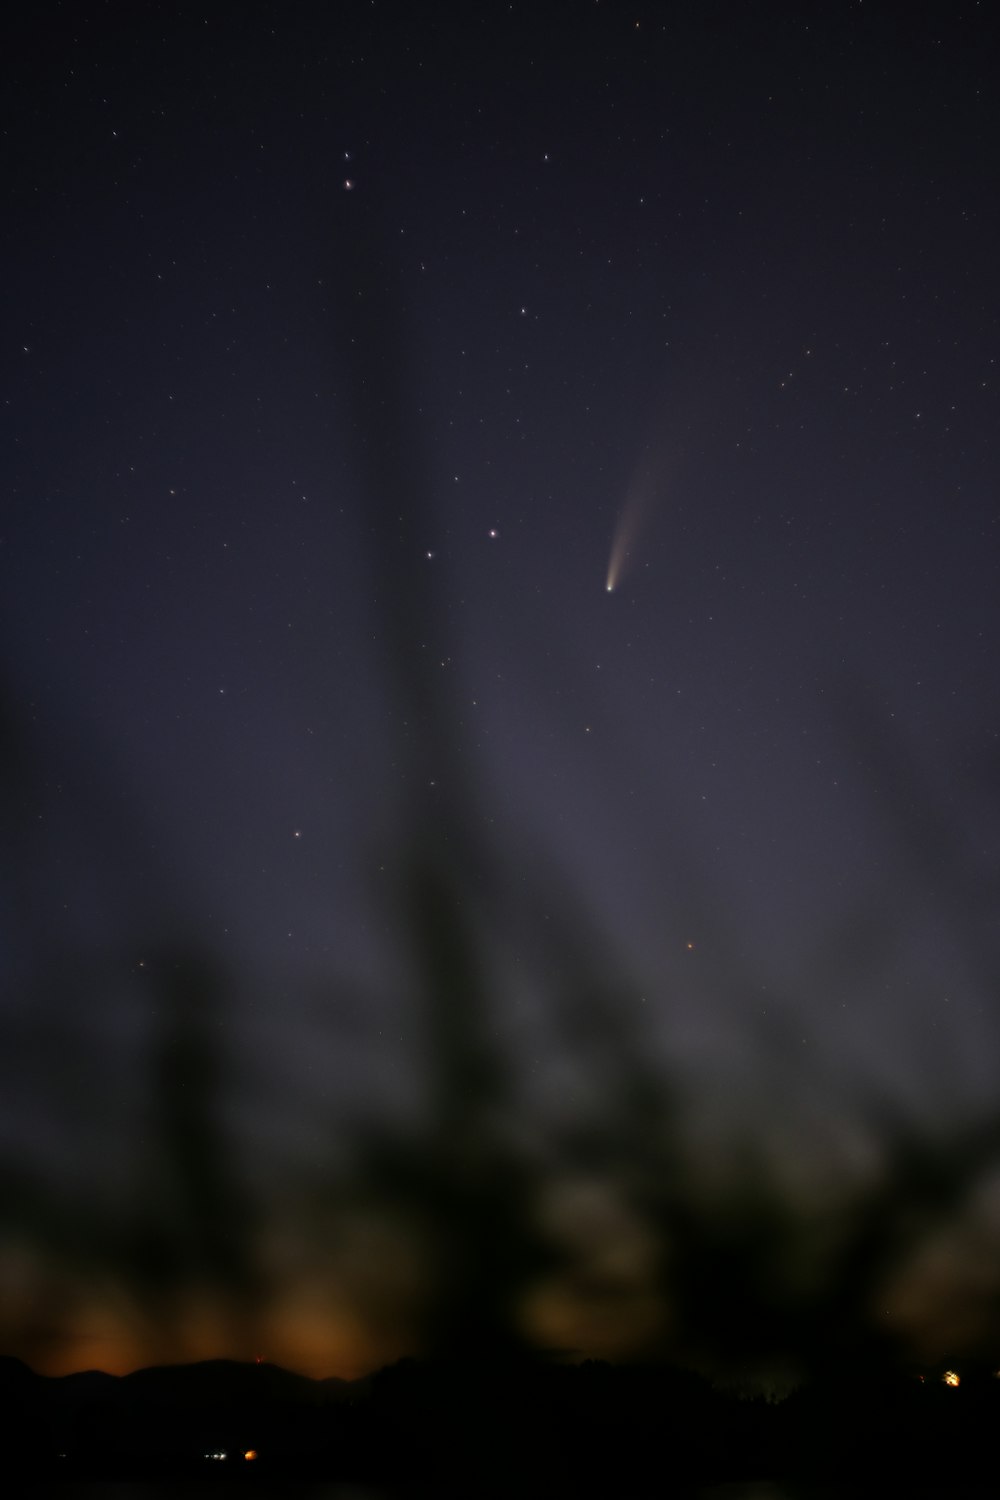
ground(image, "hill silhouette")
xmin=4 ymin=1351 xmax=1000 ymax=1490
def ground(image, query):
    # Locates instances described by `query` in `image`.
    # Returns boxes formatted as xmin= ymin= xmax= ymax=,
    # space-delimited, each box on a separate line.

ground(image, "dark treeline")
xmin=5 ymin=1353 xmax=1000 ymax=1490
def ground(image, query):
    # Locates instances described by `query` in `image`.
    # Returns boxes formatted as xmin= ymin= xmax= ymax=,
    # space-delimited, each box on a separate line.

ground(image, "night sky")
xmin=4 ymin=1 xmax=1000 ymax=1386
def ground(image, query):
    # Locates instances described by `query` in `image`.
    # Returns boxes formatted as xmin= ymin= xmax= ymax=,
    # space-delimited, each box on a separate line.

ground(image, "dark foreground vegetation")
xmin=4 ymin=1353 xmax=999 ymax=1491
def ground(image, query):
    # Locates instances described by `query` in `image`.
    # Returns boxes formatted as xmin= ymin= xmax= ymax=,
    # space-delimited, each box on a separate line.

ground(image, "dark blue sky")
xmin=3 ymin=1 xmax=999 ymax=1380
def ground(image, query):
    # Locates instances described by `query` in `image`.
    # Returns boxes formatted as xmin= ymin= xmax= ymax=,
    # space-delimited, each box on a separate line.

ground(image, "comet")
xmin=605 ymin=469 xmax=657 ymax=593
xmin=605 ymin=385 xmax=684 ymax=592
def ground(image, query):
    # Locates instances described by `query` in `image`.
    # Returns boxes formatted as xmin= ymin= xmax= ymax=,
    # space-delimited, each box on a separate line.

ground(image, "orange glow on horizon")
xmin=1 ymin=1278 xmax=396 ymax=1382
